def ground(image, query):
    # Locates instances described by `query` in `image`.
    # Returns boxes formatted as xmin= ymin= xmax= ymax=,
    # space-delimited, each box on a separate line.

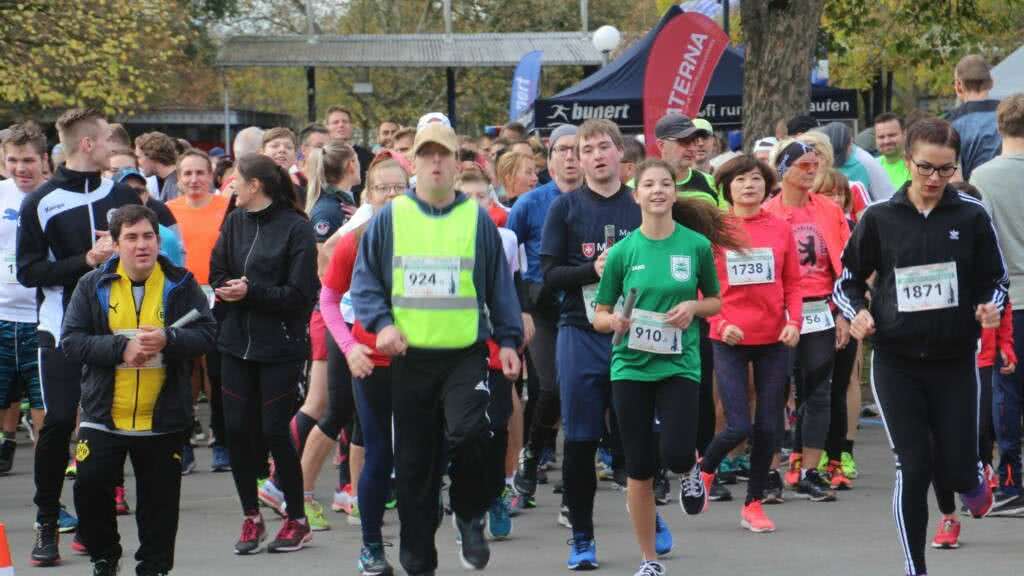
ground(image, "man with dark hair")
xmin=0 ymin=122 xmax=49 ymax=474
xmin=503 ymin=122 xmax=527 ymax=141
xmin=108 ymin=124 xmax=131 ymax=149
xmin=376 ymin=120 xmax=399 ymax=151
xmin=62 ymin=204 xmax=215 ymax=576
xmin=135 ymin=132 xmax=179 ymax=202
xmin=874 ymin=112 xmax=910 ymax=188
xmin=325 ymin=105 xmax=373 ymax=200
xmin=787 ymin=115 xmax=820 ymax=137
xmin=391 ymin=127 xmax=416 ymax=164
xmin=949 ymin=54 xmax=1003 ymax=180
xmin=18 ymin=108 xmax=141 ymax=566
xmin=620 ymin=137 xmax=645 ymax=185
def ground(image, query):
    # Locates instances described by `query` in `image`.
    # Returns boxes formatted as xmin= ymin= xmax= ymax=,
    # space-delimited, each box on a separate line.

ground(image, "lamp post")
xmin=592 ymin=25 xmax=621 ymax=66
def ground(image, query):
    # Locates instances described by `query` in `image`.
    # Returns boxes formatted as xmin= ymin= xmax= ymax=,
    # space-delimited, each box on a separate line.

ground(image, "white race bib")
xmin=403 ymin=257 xmax=460 ymax=298
xmin=582 ymin=283 xmax=623 ymax=324
xmin=627 ymin=309 xmax=682 ymax=355
xmin=201 ymin=285 xmax=215 ymax=308
xmin=114 ymin=329 xmax=164 ymax=369
xmin=341 ymin=291 xmax=355 ymax=324
xmin=895 ymin=261 xmax=958 ymax=312
xmin=725 ymin=248 xmax=775 ymax=286
xmin=801 ymin=299 xmax=835 ymax=334
xmin=1 ymin=249 xmax=16 ymax=284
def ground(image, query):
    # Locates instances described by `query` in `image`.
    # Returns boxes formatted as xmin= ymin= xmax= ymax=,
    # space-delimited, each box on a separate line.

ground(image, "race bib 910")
xmin=403 ymin=257 xmax=460 ymax=298
xmin=627 ymin=309 xmax=682 ymax=355
xmin=725 ymin=248 xmax=775 ymax=286
xmin=894 ymin=261 xmax=958 ymax=312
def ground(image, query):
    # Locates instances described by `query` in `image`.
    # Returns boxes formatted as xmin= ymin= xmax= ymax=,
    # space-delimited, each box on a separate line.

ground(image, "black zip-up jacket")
xmin=16 ymin=166 xmax=141 ymax=341
xmin=61 ymin=255 xmax=217 ymax=433
xmin=834 ymin=184 xmax=1008 ymax=360
xmin=210 ymin=202 xmax=319 ymax=363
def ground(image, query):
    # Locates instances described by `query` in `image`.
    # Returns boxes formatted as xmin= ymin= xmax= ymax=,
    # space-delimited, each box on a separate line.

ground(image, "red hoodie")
xmin=709 ymin=210 xmax=804 ymax=345
xmin=978 ymin=299 xmax=1016 ymax=369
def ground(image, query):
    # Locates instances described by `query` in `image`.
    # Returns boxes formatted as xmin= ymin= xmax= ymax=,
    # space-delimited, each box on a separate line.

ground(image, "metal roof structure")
xmin=216 ymin=32 xmax=604 ymax=68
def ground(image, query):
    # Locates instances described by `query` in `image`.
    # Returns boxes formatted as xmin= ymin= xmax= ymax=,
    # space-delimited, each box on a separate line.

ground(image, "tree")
xmin=739 ymin=0 xmax=826 ymax=149
xmin=0 ymin=0 xmax=192 ymax=115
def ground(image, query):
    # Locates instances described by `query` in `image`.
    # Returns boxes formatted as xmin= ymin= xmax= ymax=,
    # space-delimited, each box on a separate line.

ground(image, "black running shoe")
xmin=679 ymin=463 xmax=707 ymax=515
xmin=709 ymin=476 xmax=733 ymax=502
xmin=31 ymin=522 xmax=60 ymax=566
xmin=92 ymin=558 xmax=120 ymax=575
xmin=654 ymin=469 xmax=670 ymax=505
xmin=454 ymin=514 xmax=490 ymax=570
xmin=762 ymin=470 xmax=785 ymax=504
xmin=514 ymin=448 xmax=539 ymax=498
xmin=795 ymin=470 xmax=837 ymax=502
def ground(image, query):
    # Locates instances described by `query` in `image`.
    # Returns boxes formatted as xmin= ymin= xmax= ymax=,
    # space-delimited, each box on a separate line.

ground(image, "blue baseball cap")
xmin=115 ymin=168 xmax=146 ymax=185
xmin=208 ymin=146 xmax=226 ymax=158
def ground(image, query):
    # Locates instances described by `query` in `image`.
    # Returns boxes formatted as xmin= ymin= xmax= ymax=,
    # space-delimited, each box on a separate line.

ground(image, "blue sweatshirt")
xmin=507 ymin=180 xmax=563 ymax=284
xmin=352 ymin=190 xmax=523 ymax=350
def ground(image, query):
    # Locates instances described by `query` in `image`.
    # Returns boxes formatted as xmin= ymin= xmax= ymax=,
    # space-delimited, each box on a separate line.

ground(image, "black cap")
xmin=655 ymin=113 xmax=709 ymax=140
xmin=786 ymin=115 xmax=820 ymax=136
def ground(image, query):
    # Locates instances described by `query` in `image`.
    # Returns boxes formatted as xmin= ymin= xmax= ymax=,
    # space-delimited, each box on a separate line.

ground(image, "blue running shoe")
xmin=58 ymin=506 xmax=78 ymax=534
xmin=181 ymin=443 xmax=196 ymax=476
xmin=654 ymin=513 xmax=672 ymax=557
xmin=487 ymin=490 xmax=512 ymax=540
xmin=596 ymin=448 xmax=613 ymax=469
xmin=358 ymin=542 xmax=394 ymax=575
xmin=211 ymin=445 xmax=232 ymax=472
xmin=567 ymin=532 xmax=598 ymax=570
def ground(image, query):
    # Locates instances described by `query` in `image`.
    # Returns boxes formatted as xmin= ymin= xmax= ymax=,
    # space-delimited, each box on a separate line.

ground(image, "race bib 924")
xmin=403 ymin=257 xmax=460 ymax=298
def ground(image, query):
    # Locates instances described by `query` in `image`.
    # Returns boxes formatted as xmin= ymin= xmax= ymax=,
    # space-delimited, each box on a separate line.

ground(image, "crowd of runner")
xmin=1 ymin=53 xmax=1022 ymax=576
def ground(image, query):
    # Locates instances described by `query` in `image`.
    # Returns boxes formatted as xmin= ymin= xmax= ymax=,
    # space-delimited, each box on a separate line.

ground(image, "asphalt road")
xmin=0 ymin=416 xmax=1021 ymax=575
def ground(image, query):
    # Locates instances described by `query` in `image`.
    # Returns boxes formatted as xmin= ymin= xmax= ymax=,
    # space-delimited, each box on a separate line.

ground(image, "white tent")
xmin=991 ymin=45 xmax=1024 ymax=99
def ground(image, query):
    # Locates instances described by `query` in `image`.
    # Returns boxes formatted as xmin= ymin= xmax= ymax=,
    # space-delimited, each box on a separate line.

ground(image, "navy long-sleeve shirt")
xmin=352 ymin=190 xmax=523 ymax=350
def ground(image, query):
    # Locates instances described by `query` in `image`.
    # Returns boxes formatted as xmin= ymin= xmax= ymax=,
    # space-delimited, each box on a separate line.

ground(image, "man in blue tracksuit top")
xmin=507 ymin=124 xmax=581 ymax=497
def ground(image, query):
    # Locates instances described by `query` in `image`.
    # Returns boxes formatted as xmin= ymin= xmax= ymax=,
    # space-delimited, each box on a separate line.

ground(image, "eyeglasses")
xmin=552 ymin=145 xmax=577 ymax=157
xmin=371 ymin=184 xmax=405 ymax=195
xmin=911 ymin=160 xmax=958 ymax=178
xmin=794 ymin=160 xmax=819 ymax=171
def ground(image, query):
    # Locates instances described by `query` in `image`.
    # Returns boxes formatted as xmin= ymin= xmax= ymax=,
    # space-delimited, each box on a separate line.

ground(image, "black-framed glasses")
xmin=371 ymin=184 xmax=406 ymax=195
xmin=912 ymin=160 xmax=958 ymax=178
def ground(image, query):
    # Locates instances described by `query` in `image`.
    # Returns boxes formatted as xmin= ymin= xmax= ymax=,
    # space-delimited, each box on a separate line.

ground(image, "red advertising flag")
xmin=642 ymin=12 xmax=730 ymax=157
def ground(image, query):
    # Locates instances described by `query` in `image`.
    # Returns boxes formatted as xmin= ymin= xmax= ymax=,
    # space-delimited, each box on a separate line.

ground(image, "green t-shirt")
xmin=594 ymin=223 xmax=719 ymax=383
xmin=879 ymin=155 xmax=910 ymax=189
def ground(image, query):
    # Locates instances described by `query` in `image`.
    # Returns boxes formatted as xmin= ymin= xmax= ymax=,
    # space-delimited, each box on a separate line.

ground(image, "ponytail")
xmin=304 ymin=140 xmax=356 ymax=215
xmin=236 ymin=153 xmax=304 ymax=215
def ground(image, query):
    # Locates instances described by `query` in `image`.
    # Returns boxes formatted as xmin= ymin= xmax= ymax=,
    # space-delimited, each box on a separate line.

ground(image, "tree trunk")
xmin=740 ymin=0 xmax=825 ymax=150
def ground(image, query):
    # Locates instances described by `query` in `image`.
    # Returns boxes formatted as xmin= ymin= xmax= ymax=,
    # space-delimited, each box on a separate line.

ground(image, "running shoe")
xmin=931 ymin=518 xmax=960 ymax=549
xmin=508 ymin=486 xmax=529 ymax=515
xmin=358 ymin=542 xmax=394 ymax=576
xmin=71 ymin=533 xmax=87 ymax=554
xmin=717 ymin=456 xmax=738 ymax=485
xmin=304 ymin=499 xmax=331 ymax=531
xmin=91 ymin=558 xmax=119 ymax=575
xmin=680 ymin=464 xmax=708 ymax=515
xmin=841 ymin=451 xmax=858 ymax=479
xmin=333 ymin=483 xmax=355 ymax=513
xmin=211 ymin=446 xmax=232 ymax=472
xmin=709 ymin=475 xmax=732 ymax=503
xmin=795 ymin=470 xmax=837 ymax=502
xmin=258 ymin=478 xmax=287 ymax=517
xmin=348 ymin=499 xmax=362 ymax=526
xmin=654 ymin=513 xmax=672 ymax=557
xmin=633 ymin=560 xmax=665 ymax=576
xmin=558 ymin=505 xmax=573 ymax=529
xmin=0 ymin=436 xmax=15 ymax=475
xmin=784 ymin=453 xmax=801 ymax=487
xmin=984 ymin=464 xmax=998 ymax=490
xmin=815 ymin=452 xmax=829 ymax=475
xmin=65 ymin=458 xmax=78 ymax=479
xmin=960 ymin=473 xmax=993 ymax=518
xmin=762 ymin=470 xmax=785 ymax=504
xmin=741 ymin=499 xmax=776 ymax=533
xmin=31 ymin=522 xmax=60 ymax=566
xmin=553 ymin=480 xmax=564 ymax=494
xmin=454 ymin=514 xmax=490 ymax=570
xmin=181 ymin=443 xmax=196 ymax=476
xmin=988 ymin=491 xmax=1024 ymax=517
xmin=268 ymin=518 xmax=312 ymax=553
xmin=58 ymin=506 xmax=79 ymax=533
xmin=654 ymin=469 xmax=670 ymax=505
xmin=567 ymin=532 xmax=598 ymax=570
xmin=826 ymin=459 xmax=853 ymax=490
xmin=539 ymin=447 xmax=557 ymax=470
xmin=514 ymin=447 xmax=539 ymax=498
xmin=487 ymin=490 xmax=513 ymax=540
xmin=234 ymin=515 xmax=267 ymax=555
xmin=190 ymin=416 xmax=206 ymax=446
xmin=596 ymin=461 xmax=615 ymax=481
xmin=115 ymin=485 xmax=131 ymax=515
xmin=735 ymin=453 xmax=751 ymax=482
xmin=385 ymin=481 xmax=397 ymax=510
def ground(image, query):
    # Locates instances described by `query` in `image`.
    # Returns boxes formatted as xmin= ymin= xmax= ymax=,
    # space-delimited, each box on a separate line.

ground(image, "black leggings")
xmin=872 ymin=350 xmax=980 ymax=576
xmin=221 ymin=354 xmax=305 ymax=520
xmin=792 ymin=327 xmax=835 ymax=453
xmin=612 ymin=377 xmax=699 ymax=480
xmin=826 ymin=339 xmax=858 ymax=461
xmin=696 ymin=319 xmax=715 ymax=454
xmin=318 ymin=330 xmax=356 ymax=442
xmin=525 ymin=314 xmax=560 ymax=453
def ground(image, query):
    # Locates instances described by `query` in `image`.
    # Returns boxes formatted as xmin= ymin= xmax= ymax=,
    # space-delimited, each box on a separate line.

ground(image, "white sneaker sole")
xmin=741 ymin=518 xmax=775 ymax=533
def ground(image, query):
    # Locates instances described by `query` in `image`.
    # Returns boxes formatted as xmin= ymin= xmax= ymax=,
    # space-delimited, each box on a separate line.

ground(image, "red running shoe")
xmin=268 ymin=518 xmax=312 ymax=553
xmin=931 ymin=518 xmax=960 ymax=549
xmin=827 ymin=460 xmax=853 ymax=490
xmin=741 ymin=500 xmax=776 ymax=533
xmin=234 ymin=515 xmax=267 ymax=555
xmin=784 ymin=453 xmax=802 ymax=488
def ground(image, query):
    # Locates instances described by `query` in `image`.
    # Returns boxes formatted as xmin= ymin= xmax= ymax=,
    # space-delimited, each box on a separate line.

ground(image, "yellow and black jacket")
xmin=61 ymin=255 xmax=216 ymax=433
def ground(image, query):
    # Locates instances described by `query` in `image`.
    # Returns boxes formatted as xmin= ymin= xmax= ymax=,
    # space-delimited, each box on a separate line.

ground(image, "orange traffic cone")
xmin=0 ymin=522 xmax=13 ymax=575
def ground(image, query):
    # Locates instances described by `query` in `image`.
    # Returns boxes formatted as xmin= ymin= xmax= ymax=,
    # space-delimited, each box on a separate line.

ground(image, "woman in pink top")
xmin=700 ymin=155 xmax=802 ymax=533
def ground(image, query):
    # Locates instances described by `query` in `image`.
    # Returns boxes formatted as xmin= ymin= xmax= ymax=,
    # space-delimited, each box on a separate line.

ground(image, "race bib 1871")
xmin=894 ymin=261 xmax=958 ymax=312
xmin=403 ymin=257 xmax=460 ymax=298
xmin=725 ymin=248 xmax=775 ymax=286
xmin=801 ymin=299 xmax=835 ymax=334
xmin=627 ymin=309 xmax=682 ymax=355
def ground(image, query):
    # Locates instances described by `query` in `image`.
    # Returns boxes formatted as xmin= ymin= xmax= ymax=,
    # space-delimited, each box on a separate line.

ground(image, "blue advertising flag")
xmin=509 ymin=50 xmax=544 ymax=123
